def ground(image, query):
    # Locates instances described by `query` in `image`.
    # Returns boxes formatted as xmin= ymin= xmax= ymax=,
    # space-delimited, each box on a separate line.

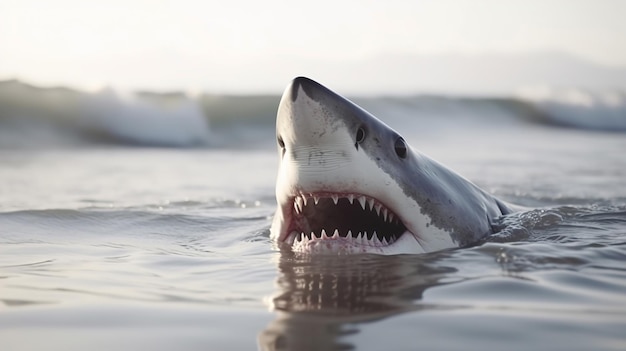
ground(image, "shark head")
xmin=270 ymin=77 xmax=507 ymax=255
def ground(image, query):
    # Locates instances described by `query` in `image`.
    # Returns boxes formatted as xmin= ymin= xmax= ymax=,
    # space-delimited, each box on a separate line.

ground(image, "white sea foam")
xmin=80 ymin=88 xmax=210 ymax=146
xmin=1 ymin=79 xmax=626 ymax=150
xmin=517 ymin=87 xmax=626 ymax=131
xmin=0 ymin=80 xmax=210 ymax=147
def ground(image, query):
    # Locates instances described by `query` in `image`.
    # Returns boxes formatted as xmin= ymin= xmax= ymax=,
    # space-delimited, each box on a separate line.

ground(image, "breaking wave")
xmin=0 ymin=79 xmax=624 ymax=149
xmin=517 ymin=87 xmax=626 ymax=131
xmin=0 ymin=80 xmax=210 ymax=148
xmin=80 ymin=89 xmax=210 ymax=147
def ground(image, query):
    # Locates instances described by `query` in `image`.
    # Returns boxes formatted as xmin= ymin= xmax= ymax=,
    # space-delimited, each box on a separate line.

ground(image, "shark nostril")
xmin=277 ymin=136 xmax=286 ymax=157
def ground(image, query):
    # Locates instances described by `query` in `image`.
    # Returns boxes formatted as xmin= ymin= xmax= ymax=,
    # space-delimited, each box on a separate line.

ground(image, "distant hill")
xmin=1 ymin=51 xmax=625 ymax=96
xmin=273 ymin=52 xmax=626 ymax=96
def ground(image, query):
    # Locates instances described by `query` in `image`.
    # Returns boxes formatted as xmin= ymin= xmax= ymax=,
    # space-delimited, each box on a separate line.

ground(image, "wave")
xmin=0 ymin=80 xmax=210 ymax=148
xmin=517 ymin=87 xmax=626 ymax=131
xmin=81 ymin=89 xmax=209 ymax=147
xmin=1 ymin=79 xmax=624 ymax=149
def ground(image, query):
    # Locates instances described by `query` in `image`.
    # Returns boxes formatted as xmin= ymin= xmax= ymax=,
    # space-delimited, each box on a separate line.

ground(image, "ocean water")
xmin=1 ymin=80 xmax=626 ymax=350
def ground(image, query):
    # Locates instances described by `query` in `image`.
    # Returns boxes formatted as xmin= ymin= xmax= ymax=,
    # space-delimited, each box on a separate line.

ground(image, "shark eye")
xmin=354 ymin=127 xmax=366 ymax=150
xmin=394 ymin=137 xmax=407 ymax=159
xmin=356 ymin=127 xmax=366 ymax=143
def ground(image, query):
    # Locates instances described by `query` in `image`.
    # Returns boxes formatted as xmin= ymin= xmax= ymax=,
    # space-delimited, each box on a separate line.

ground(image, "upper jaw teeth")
xmin=313 ymin=195 xmax=320 ymax=205
xmin=291 ymin=193 xmax=399 ymax=225
xmin=357 ymin=196 xmax=366 ymax=209
xmin=293 ymin=196 xmax=304 ymax=214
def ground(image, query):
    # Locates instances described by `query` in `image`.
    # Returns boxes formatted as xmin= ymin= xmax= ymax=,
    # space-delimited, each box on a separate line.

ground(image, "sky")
xmin=1 ymin=0 xmax=625 ymax=94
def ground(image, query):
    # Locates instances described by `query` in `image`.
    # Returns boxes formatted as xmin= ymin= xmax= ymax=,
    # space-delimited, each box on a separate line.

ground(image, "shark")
xmin=270 ymin=77 xmax=512 ymax=254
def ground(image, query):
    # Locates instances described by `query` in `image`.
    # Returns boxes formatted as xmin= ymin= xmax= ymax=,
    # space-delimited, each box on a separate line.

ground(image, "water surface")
xmin=1 ymin=87 xmax=625 ymax=350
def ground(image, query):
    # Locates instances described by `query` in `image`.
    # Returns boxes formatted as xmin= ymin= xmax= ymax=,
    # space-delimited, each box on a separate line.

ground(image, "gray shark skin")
xmin=270 ymin=77 xmax=512 ymax=255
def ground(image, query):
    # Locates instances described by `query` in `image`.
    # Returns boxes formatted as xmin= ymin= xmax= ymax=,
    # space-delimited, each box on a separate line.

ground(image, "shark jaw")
xmin=284 ymin=192 xmax=419 ymax=255
xmin=272 ymin=190 xmax=427 ymax=255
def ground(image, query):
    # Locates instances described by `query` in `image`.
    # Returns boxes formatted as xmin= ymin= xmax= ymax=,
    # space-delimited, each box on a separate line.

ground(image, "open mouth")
xmin=287 ymin=193 xmax=407 ymax=249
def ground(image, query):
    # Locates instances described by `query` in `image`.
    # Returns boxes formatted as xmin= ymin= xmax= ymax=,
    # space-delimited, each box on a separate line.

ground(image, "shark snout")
xmin=277 ymin=77 xmax=355 ymax=151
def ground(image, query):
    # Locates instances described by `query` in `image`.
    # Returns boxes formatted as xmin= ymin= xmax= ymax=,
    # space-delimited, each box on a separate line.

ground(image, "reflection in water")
xmin=259 ymin=252 xmax=457 ymax=351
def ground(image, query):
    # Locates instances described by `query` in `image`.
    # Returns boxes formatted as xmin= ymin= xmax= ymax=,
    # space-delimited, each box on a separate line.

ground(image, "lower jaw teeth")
xmin=293 ymin=230 xmax=394 ymax=246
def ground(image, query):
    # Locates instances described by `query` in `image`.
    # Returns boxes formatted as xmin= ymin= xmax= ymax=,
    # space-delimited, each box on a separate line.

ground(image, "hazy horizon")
xmin=1 ymin=0 xmax=625 ymax=95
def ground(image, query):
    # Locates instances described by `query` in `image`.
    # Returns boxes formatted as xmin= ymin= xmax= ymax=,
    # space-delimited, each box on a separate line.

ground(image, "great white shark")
xmin=270 ymin=77 xmax=514 ymax=255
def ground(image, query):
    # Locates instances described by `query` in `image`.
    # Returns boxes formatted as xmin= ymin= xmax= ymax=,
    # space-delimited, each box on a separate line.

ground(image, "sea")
xmin=1 ymin=79 xmax=625 ymax=350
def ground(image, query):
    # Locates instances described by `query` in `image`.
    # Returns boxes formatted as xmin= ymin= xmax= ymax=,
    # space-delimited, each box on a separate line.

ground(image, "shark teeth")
xmin=292 ymin=193 xmax=401 ymax=224
xmin=290 ymin=192 xmax=405 ymax=248
xmin=292 ymin=228 xmax=399 ymax=247
xmin=313 ymin=195 xmax=320 ymax=205
xmin=374 ymin=203 xmax=382 ymax=216
xmin=358 ymin=196 xmax=367 ymax=210
xmin=294 ymin=197 xmax=303 ymax=214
